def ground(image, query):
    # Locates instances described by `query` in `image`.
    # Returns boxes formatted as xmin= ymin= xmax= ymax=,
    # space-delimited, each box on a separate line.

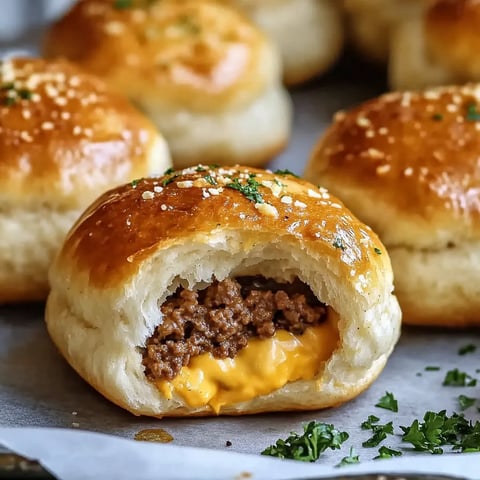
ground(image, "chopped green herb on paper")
xmin=374 ymin=446 xmax=402 ymax=460
xmin=376 ymin=392 xmax=398 ymax=412
xmin=336 ymin=447 xmax=360 ymax=467
xmin=361 ymin=415 xmax=380 ymax=430
xmin=362 ymin=422 xmax=394 ymax=448
xmin=425 ymin=366 xmax=441 ymax=371
xmin=401 ymin=410 xmax=480 ymax=454
xmin=443 ymin=369 xmax=477 ymax=387
xmin=458 ymin=395 xmax=476 ymax=411
xmin=458 ymin=344 xmax=476 ymax=355
xmin=261 ymin=421 xmax=349 ymax=462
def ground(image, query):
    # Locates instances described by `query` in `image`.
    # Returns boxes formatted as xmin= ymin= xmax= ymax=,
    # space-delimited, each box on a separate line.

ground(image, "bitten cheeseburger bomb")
xmin=46 ymin=165 xmax=401 ymax=417
xmin=0 ymin=57 xmax=171 ymax=304
xmin=305 ymin=84 xmax=480 ymax=327
xmin=44 ymin=0 xmax=292 ymax=168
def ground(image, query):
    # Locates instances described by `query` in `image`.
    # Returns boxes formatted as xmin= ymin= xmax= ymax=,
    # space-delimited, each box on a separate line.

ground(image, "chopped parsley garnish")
xmin=432 ymin=113 xmax=443 ymax=121
xmin=401 ymin=410 xmax=480 ymax=454
xmin=332 ymin=236 xmax=345 ymax=251
xmin=226 ymin=177 xmax=263 ymax=204
xmin=443 ymin=369 xmax=477 ymax=387
xmin=425 ymin=366 xmax=440 ymax=371
xmin=336 ymin=447 xmax=359 ymax=468
xmin=195 ymin=166 xmax=206 ymax=172
xmin=130 ymin=178 xmax=143 ymax=188
xmin=361 ymin=415 xmax=380 ymax=430
xmin=458 ymin=395 xmax=476 ymax=411
xmin=458 ymin=344 xmax=476 ymax=355
xmin=274 ymin=169 xmax=299 ymax=178
xmin=163 ymin=167 xmax=175 ymax=175
xmin=374 ymin=446 xmax=402 ymax=460
xmin=261 ymin=421 xmax=349 ymax=462
xmin=376 ymin=392 xmax=398 ymax=412
xmin=362 ymin=421 xmax=394 ymax=448
xmin=204 ymin=175 xmax=217 ymax=185
xmin=113 ymin=0 xmax=133 ymax=8
xmin=162 ymin=174 xmax=179 ymax=186
xmin=273 ymin=178 xmax=286 ymax=188
xmin=1 ymin=83 xmax=33 ymax=106
xmin=208 ymin=164 xmax=220 ymax=169
xmin=17 ymin=88 xmax=33 ymax=100
xmin=374 ymin=247 xmax=382 ymax=255
xmin=466 ymin=102 xmax=480 ymax=122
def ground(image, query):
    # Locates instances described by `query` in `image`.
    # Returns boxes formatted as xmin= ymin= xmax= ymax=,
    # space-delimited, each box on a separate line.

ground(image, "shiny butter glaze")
xmin=0 ymin=57 xmax=162 ymax=209
xmin=59 ymin=165 xmax=389 ymax=288
xmin=307 ymin=85 xmax=480 ymax=238
xmin=44 ymin=0 xmax=275 ymax=112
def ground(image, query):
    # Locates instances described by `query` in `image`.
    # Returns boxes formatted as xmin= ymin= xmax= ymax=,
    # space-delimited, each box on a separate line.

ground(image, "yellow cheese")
xmin=156 ymin=319 xmax=338 ymax=413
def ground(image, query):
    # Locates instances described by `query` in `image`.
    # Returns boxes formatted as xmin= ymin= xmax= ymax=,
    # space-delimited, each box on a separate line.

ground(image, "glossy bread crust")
xmin=0 ymin=57 xmax=171 ymax=303
xmin=44 ymin=0 xmax=291 ymax=169
xmin=44 ymin=0 xmax=275 ymax=112
xmin=0 ymin=57 xmax=169 ymax=210
xmin=305 ymin=84 xmax=480 ymax=326
xmin=46 ymin=165 xmax=401 ymax=417
xmin=58 ymin=166 xmax=392 ymax=288
xmin=306 ymin=85 xmax=480 ymax=248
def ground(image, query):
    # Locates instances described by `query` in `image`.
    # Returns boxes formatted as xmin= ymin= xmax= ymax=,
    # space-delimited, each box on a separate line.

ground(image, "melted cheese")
xmin=156 ymin=319 xmax=338 ymax=413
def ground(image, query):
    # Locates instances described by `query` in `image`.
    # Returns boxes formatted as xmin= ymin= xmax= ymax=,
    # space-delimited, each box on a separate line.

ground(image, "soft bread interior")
xmin=0 ymin=207 xmax=81 ymax=303
xmin=389 ymin=243 xmax=480 ymax=327
xmin=46 ymin=231 xmax=400 ymax=417
xmin=136 ymin=85 xmax=291 ymax=168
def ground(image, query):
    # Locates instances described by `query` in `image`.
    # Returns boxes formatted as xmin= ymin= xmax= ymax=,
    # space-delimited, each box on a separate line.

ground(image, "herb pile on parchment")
xmin=261 ymin=343 xmax=480 ymax=466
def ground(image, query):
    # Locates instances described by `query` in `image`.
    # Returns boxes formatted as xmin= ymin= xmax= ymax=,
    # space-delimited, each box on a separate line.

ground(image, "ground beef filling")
xmin=142 ymin=276 xmax=327 ymax=381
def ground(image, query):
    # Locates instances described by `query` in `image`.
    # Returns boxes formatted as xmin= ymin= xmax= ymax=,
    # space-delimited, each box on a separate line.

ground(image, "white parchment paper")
xmin=1 ymin=428 xmax=479 ymax=480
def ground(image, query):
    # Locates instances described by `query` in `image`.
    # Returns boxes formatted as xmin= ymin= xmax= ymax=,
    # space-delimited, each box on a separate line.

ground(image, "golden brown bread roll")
xmin=231 ymin=0 xmax=345 ymax=86
xmin=305 ymin=84 xmax=480 ymax=327
xmin=0 ymin=57 xmax=171 ymax=304
xmin=43 ymin=0 xmax=292 ymax=168
xmin=343 ymin=0 xmax=429 ymax=64
xmin=45 ymin=165 xmax=401 ymax=417
xmin=390 ymin=0 xmax=480 ymax=90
